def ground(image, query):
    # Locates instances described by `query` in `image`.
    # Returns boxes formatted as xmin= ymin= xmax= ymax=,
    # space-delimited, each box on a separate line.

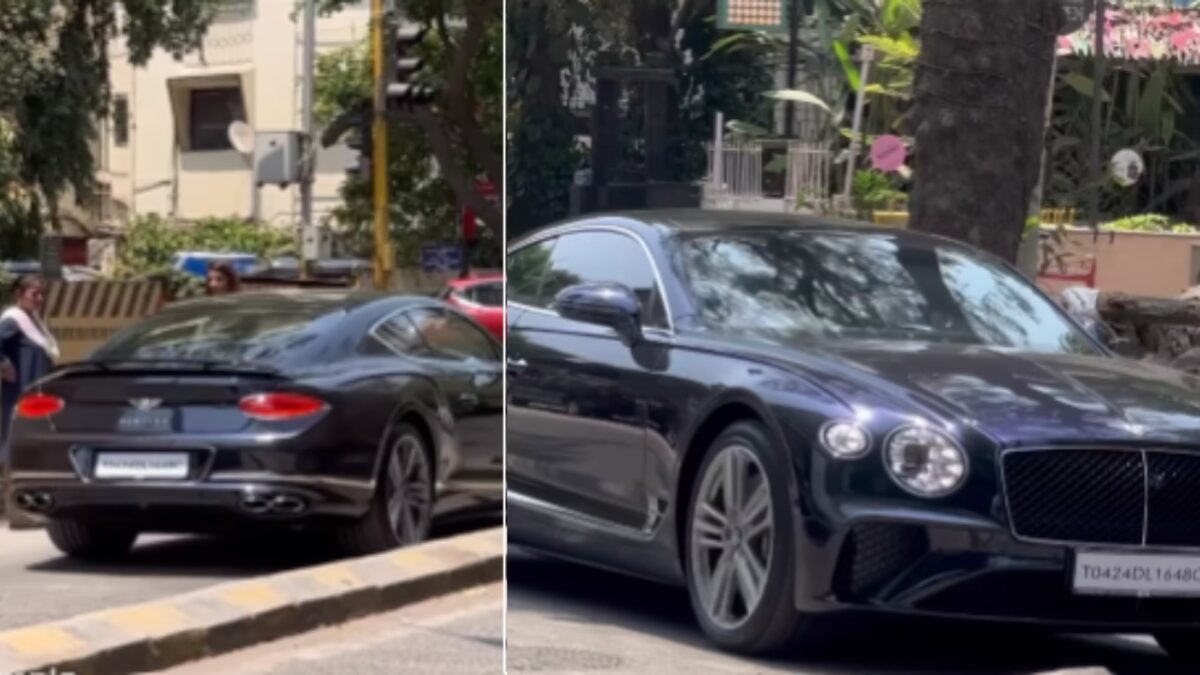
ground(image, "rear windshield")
xmin=93 ymin=304 xmax=344 ymax=365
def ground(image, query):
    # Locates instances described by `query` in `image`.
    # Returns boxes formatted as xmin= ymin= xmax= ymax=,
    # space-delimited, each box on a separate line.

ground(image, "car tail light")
xmin=239 ymin=393 xmax=327 ymax=421
xmin=16 ymin=393 xmax=65 ymax=419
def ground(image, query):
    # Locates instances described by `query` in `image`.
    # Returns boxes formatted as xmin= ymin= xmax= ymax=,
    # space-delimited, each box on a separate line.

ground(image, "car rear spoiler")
xmin=50 ymin=359 xmax=285 ymax=378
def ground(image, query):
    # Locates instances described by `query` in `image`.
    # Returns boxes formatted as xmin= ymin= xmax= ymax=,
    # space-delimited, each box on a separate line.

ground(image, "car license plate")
xmin=93 ymin=452 xmax=190 ymax=480
xmin=1073 ymin=550 xmax=1200 ymax=596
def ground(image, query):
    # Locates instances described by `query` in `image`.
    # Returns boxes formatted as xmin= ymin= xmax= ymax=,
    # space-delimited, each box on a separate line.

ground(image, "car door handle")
xmin=507 ymin=358 xmax=527 ymax=368
xmin=459 ymin=392 xmax=480 ymax=408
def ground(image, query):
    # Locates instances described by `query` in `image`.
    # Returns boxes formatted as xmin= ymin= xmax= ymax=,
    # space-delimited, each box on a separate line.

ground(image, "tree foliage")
xmin=115 ymin=215 xmax=294 ymax=297
xmin=319 ymin=0 xmax=503 ymax=232
xmin=0 ymin=1 xmax=220 ymax=231
xmin=314 ymin=39 xmax=500 ymax=267
xmin=506 ymin=0 xmax=774 ymax=236
xmin=0 ymin=0 xmax=220 ymax=263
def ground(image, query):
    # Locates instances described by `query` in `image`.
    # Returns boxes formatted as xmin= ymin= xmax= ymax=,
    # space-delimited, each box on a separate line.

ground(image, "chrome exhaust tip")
xmin=240 ymin=493 xmax=272 ymax=514
xmin=15 ymin=491 xmax=53 ymax=512
xmin=271 ymin=494 xmax=307 ymax=514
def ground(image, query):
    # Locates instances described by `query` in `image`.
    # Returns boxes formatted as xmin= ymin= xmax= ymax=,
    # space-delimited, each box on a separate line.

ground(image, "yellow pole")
xmin=371 ymin=0 xmax=392 ymax=290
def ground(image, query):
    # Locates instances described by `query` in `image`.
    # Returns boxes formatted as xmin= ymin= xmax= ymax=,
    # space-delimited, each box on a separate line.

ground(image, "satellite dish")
xmin=228 ymin=121 xmax=255 ymax=156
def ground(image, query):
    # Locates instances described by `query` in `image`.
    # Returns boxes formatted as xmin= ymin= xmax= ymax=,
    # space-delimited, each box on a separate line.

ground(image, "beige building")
xmin=95 ymin=0 xmax=373 ymax=228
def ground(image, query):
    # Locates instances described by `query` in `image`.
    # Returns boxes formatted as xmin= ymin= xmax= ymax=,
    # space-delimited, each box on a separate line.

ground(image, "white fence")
xmin=703 ymin=141 xmax=833 ymax=212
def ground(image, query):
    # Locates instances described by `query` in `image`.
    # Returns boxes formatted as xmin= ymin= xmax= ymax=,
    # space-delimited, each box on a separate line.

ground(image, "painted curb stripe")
xmin=0 ymin=625 xmax=86 ymax=659
xmin=106 ymin=604 xmax=189 ymax=635
xmin=0 ymin=527 xmax=501 ymax=674
xmin=219 ymin=583 xmax=289 ymax=612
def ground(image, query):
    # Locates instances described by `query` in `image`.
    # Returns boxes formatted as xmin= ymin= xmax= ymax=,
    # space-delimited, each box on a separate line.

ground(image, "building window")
xmin=113 ymin=95 xmax=129 ymax=147
xmin=188 ymin=87 xmax=246 ymax=151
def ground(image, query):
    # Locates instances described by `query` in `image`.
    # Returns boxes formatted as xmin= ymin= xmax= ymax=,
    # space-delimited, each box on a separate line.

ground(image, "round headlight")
xmin=884 ymin=426 xmax=967 ymax=496
xmin=819 ymin=421 xmax=871 ymax=459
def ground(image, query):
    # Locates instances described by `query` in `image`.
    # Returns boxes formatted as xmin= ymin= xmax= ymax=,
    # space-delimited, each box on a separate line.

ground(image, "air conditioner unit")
xmin=254 ymin=131 xmax=303 ymax=186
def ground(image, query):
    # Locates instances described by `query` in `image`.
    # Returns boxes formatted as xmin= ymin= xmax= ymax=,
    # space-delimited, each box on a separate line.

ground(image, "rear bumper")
xmin=6 ymin=473 xmax=369 ymax=532
xmin=799 ymin=507 xmax=1200 ymax=631
xmin=6 ymin=426 xmax=381 ymax=532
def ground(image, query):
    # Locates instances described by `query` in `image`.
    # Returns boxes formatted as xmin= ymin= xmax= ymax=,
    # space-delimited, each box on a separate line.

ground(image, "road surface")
xmin=507 ymin=548 xmax=1190 ymax=675
xmin=162 ymin=583 xmax=502 ymax=674
xmin=0 ymin=512 xmax=498 ymax=632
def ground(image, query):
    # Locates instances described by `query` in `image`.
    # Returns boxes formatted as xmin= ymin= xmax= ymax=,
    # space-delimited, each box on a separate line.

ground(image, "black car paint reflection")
xmin=7 ymin=291 xmax=501 ymax=558
xmin=505 ymin=210 xmax=1200 ymax=659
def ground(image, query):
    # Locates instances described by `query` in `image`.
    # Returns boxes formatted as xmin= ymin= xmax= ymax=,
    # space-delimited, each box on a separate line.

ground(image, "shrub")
xmin=114 ymin=215 xmax=295 ymax=299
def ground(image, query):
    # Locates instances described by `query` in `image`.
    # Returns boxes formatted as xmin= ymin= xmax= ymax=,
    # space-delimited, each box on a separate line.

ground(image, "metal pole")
xmin=784 ymin=0 xmax=800 ymax=137
xmin=371 ymin=0 xmax=392 ymax=290
xmin=1087 ymin=0 xmax=1106 ymax=229
xmin=1018 ymin=55 xmax=1059 ymax=277
xmin=842 ymin=44 xmax=874 ymax=201
xmin=300 ymin=0 xmax=316 ymax=277
xmin=713 ymin=111 xmax=724 ymax=192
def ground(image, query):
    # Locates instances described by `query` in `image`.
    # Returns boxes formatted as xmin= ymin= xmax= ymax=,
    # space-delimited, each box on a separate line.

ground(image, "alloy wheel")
xmin=690 ymin=443 xmax=774 ymax=630
xmin=385 ymin=434 xmax=432 ymax=545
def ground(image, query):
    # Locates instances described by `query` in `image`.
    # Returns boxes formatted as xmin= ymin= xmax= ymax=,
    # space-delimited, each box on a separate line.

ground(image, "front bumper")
xmin=799 ymin=505 xmax=1200 ymax=630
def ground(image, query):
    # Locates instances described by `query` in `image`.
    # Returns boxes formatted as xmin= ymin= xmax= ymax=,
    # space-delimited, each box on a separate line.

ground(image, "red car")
xmin=439 ymin=275 xmax=504 ymax=339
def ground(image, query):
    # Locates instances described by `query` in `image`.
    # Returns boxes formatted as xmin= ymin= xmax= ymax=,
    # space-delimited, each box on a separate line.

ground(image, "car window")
xmin=408 ymin=308 xmax=499 ymax=362
xmin=507 ymin=238 xmax=555 ymax=306
xmin=365 ymin=312 xmax=432 ymax=357
xmin=539 ymin=230 xmax=669 ymax=329
xmin=95 ymin=305 xmax=342 ymax=365
xmin=471 ymin=282 xmax=503 ymax=307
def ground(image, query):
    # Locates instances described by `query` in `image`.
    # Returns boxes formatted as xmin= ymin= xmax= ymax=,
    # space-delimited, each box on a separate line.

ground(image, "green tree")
xmin=315 ymin=40 xmax=499 ymax=267
xmin=0 ymin=1 xmax=221 ymax=232
xmin=0 ymin=0 xmax=221 ymax=262
xmin=320 ymin=0 xmax=503 ymax=232
xmin=505 ymin=0 xmax=773 ymax=236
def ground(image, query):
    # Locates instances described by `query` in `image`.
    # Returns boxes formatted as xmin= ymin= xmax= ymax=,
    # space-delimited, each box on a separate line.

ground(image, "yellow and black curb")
xmin=0 ymin=527 xmax=502 ymax=675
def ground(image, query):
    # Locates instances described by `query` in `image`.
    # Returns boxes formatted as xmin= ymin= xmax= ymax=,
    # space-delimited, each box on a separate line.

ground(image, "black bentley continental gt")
xmin=506 ymin=210 xmax=1200 ymax=661
xmin=7 ymin=290 xmax=501 ymax=559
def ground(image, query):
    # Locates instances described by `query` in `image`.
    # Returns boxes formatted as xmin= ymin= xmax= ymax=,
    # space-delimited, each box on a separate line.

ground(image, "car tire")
xmin=1155 ymin=630 xmax=1200 ymax=663
xmin=336 ymin=423 xmax=434 ymax=556
xmin=684 ymin=420 xmax=820 ymax=655
xmin=46 ymin=519 xmax=138 ymax=561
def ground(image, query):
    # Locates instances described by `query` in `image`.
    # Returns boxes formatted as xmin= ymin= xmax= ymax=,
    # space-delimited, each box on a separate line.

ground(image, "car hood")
xmin=720 ymin=338 xmax=1200 ymax=447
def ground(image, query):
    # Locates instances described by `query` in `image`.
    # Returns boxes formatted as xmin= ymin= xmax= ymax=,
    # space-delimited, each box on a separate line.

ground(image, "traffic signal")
xmin=319 ymin=101 xmax=372 ymax=183
xmin=386 ymin=25 xmax=437 ymax=109
xmin=343 ymin=115 xmax=372 ymax=183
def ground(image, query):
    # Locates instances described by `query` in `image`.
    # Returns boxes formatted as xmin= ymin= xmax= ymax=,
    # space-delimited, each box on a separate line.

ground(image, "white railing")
xmin=704 ymin=140 xmax=832 ymax=212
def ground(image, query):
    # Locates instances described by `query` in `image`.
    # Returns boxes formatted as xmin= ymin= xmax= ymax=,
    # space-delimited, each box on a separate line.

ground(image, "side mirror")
xmin=553 ymin=282 xmax=643 ymax=345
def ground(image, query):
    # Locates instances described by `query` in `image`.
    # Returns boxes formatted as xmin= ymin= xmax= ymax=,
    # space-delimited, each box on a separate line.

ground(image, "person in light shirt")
xmin=0 ymin=275 xmax=58 ymax=484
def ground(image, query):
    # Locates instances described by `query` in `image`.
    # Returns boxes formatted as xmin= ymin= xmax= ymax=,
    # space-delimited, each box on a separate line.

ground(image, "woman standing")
xmin=0 ymin=275 xmax=59 ymax=472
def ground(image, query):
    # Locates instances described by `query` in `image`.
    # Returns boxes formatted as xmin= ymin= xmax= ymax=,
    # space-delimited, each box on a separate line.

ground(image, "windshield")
xmin=94 ymin=304 xmax=345 ymax=365
xmin=675 ymin=231 xmax=1096 ymax=355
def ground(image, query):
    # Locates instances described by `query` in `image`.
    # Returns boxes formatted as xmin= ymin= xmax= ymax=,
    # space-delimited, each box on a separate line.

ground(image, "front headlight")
xmin=884 ymin=426 xmax=967 ymax=497
xmin=819 ymin=420 xmax=872 ymax=459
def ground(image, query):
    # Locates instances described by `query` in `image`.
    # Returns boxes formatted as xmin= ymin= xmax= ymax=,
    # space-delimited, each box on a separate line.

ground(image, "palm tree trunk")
xmin=908 ymin=0 xmax=1065 ymax=262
